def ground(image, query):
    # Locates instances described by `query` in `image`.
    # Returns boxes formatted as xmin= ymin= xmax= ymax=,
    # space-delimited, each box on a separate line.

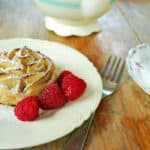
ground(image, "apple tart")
xmin=0 ymin=47 xmax=56 ymax=105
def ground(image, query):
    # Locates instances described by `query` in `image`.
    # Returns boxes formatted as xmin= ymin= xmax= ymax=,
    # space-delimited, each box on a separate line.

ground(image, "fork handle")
xmin=62 ymin=112 xmax=95 ymax=150
xmin=62 ymin=94 xmax=105 ymax=150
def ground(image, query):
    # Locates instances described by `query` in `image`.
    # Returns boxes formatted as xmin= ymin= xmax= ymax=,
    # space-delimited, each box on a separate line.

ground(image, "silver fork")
xmin=62 ymin=55 xmax=126 ymax=150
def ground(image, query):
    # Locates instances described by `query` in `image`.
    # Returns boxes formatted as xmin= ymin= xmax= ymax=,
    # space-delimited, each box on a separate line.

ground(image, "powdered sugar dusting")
xmin=0 ymin=105 xmax=24 ymax=126
xmin=0 ymin=47 xmax=53 ymax=94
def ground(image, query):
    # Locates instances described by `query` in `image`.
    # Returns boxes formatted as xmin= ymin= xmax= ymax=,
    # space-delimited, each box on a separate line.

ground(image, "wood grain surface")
xmin=0 ymin=0 xmax=150 ymax=150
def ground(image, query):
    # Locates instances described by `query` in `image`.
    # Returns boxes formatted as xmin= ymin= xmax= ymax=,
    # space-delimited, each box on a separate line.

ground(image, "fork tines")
xmin=101 ymin=56 xmax=125 ymax=83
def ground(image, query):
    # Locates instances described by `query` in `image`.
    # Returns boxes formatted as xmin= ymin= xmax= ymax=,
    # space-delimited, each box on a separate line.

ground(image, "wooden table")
xmin=0 ymin=0 xmax=150 ymax=149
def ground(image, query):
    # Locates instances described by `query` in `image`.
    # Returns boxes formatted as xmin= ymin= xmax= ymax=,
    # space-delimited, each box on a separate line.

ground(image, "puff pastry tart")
xmin=0 ymin=47 xmax=56 ymax=105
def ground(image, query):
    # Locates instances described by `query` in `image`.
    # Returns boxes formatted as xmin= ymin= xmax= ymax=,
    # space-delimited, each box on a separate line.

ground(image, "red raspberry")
xmin=56 ymin=70 xmax=72 ymax=86
xmin=14 ymin=96 xmax=39 ymax=121
xmin=61 ymin=74 xmax=87 ymax=100
xmin=38 ymin=83 xmax=67 ymax=110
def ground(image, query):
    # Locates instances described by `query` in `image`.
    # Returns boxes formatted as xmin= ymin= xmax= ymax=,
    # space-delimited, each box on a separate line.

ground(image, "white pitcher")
xmin=34 ymin=0 xmax=116 ymax=36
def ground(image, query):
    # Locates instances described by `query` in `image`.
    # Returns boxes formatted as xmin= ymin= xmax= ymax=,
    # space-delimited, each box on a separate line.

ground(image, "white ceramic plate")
xmin=0 ymin=38 xmax=102 ymax=149
xmin=126 ymin=43 xmax=150 ymax=94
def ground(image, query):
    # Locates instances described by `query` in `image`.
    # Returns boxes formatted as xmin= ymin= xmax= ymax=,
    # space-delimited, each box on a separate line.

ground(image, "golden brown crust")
xmin=0 ymin=47 xmax=56 ymax=105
